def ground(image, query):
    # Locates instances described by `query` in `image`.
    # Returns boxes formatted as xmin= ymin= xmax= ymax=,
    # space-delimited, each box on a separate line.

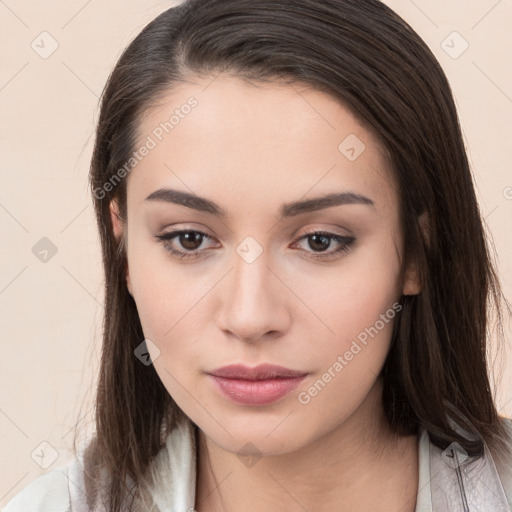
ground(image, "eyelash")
xmin=154 ymin=229 xmax=356 ymax=261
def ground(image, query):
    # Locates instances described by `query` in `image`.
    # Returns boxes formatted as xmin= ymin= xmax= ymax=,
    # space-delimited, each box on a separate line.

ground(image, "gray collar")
xmin=417 ymin=428 xmax=511 ymax=511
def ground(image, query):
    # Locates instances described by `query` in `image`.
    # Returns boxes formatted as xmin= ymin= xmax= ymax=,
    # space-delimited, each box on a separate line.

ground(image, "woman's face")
xmin=112 ymin=74 xmax=419 ymax=455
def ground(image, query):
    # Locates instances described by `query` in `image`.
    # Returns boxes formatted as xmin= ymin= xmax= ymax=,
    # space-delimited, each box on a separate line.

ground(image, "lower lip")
xmin=209 ymin=375 xmax=307 ymax=406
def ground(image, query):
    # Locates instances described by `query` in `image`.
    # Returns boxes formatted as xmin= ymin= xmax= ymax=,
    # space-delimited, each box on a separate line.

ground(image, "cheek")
xmin=295 ymin=265 xmax=401 ymax=422
xmin=126 ymin=247 xmax=215 ymax=393
xmin=131 ymin=266 xmax=206 ymax=345
xmin=129 ymin=257 xmax=207 ymax=403
xmin=304 ymin=236 xmax=401 ymax=347
xmin=125 ymin=226 xmax=204 ymax=335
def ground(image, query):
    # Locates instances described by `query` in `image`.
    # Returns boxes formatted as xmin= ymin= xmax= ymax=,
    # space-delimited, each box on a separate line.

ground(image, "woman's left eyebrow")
xmin=144 ymin=187 xmax=376 ymax=218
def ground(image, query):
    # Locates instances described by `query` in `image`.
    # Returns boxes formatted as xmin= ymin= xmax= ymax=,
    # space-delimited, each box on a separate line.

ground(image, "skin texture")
xmin=110 ymin=74 xmax=421 ymax=512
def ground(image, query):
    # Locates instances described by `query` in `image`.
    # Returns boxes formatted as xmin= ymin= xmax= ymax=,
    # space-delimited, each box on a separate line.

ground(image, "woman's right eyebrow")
xmin=143 ymin=187 xmax=376 ymax=219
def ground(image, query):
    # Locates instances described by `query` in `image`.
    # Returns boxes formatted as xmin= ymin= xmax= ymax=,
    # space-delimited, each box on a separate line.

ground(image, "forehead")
xmin=128 ymin=74 xmax=397 ymax=217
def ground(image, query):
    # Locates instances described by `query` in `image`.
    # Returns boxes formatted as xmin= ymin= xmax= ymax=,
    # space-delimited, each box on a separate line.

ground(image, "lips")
xmin=206 ymin=364 xmax=309 ymax=406
xmin=207 ymin=363 xmax=308 ymax=380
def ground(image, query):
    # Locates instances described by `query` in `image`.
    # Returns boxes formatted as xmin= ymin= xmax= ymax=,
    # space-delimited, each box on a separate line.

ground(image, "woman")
xmin=4 ymin=0 xmax=512 ymax=511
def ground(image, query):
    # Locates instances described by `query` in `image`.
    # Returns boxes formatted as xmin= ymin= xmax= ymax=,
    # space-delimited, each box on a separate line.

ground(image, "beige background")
xmin=0 ymin=0 xmax=511 ymax=505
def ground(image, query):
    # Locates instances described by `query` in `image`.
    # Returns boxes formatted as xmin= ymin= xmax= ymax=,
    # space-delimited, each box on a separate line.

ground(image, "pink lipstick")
xmin=207 ymin=364 xmax=308 ymax=406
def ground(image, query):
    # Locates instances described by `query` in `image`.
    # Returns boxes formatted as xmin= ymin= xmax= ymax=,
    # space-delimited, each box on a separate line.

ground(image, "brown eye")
xmin=155 ymin=230 xmax=216 ymax=260
xmin=178 ymin=231 xmax=204 ymax=251
xmin=293 ymin=231 xmax=356 ymax=260
xmin=307 ymin=233 xmax=332 ymax=252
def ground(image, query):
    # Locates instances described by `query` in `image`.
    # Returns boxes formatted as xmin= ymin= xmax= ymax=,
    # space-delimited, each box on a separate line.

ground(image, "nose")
xmin=215 ymin=248 xmax=291 ymax=343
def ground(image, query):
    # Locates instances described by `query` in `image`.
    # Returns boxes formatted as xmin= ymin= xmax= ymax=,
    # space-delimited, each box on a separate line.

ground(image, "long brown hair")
xmin=81 ymin=0 xmax=512 ymax=510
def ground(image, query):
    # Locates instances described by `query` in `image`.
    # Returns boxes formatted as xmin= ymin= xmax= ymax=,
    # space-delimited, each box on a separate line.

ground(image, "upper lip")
xmin=207 ymin=364 xmax=308 ymax=380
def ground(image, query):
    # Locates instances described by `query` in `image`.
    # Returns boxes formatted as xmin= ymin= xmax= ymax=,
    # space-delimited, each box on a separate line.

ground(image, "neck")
xmin=194 ymin=380 xmax=419 ymax=512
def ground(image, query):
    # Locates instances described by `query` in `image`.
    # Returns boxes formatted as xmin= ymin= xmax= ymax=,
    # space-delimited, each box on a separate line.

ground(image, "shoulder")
xmin=1 ymin=464 xmax=72 ymax=512
xmin=1 ymin=439 xmax=97 ymax=512
xmin=2 ymin=418 xmax=197 ymax=512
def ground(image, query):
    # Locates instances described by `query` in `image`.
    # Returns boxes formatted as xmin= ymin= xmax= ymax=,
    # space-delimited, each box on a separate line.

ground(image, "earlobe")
xmin=402 ymin=263 xmax=421 ymax=295
xmin=402 ymin=211 xmax=429 ymax=296
xmin=126 ymin=272 xmax=134 ymax=297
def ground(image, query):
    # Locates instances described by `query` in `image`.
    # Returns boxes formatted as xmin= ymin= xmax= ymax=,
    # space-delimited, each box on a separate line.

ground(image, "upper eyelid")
xmin=157 ymin=220 xmax=353 ymax=237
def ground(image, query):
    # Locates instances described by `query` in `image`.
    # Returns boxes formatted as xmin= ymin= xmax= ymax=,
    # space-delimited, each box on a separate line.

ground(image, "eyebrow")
xmin=144 ymin=187 xmax=375 ymax=218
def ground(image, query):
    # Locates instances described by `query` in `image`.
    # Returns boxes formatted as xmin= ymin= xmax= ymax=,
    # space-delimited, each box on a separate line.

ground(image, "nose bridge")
xmin=216 ymin=238 xmax=289 ymax=340
xmin=229 ymin=240 xmax=275 ymax=312
xmin=232 ymin=244 xmax=270 ymax=303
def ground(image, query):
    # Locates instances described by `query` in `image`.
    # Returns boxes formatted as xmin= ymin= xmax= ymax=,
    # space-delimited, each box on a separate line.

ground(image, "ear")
xmin=109 ymin=198 xmax=124 ymax=239
xmin=109 ymin=199 xmax=133 ymax=297
xmin=402 ymin=211 xmax=429 ymax=296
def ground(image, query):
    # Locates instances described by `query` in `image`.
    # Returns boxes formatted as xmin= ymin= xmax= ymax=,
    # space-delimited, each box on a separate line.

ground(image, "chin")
xmin=197 ymin=413 xmax=315 ymax=456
